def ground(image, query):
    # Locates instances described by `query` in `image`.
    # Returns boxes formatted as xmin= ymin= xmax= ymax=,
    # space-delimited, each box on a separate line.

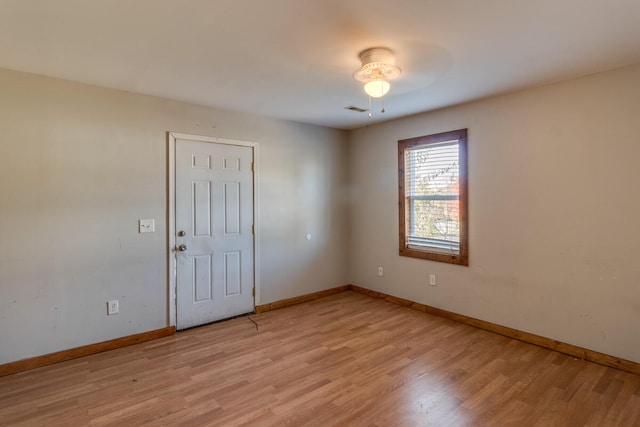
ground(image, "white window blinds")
xmin=405 ymin=140 xmax=460 ymax=254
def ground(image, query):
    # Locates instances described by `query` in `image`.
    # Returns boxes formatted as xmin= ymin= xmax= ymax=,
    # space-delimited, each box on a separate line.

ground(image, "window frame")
xmin=398 ymin=128 xmax=469 ymax=266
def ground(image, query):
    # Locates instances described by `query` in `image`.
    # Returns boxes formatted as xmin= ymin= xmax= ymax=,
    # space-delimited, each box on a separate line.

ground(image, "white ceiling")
xmin=1 ymin=0 xmax=640 ymax=130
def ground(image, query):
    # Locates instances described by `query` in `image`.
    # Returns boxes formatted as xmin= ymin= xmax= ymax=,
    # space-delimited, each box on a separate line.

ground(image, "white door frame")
xmin=167 ymin=132 xmax=260 ymax=327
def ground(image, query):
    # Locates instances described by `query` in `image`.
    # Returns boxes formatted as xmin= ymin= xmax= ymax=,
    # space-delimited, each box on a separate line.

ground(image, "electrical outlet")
xmin=429 ymin=274 xmax=436 ymax=286
xmin=107 ymin=300 xmax=119 ymax=315
xmin=377 ymin=266 xmax=384 ymax=277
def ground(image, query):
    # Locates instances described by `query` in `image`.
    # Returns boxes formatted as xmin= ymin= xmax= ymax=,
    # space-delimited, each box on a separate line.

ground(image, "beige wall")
xmin=0 ymin=68 xmax=349 ymax=364
xmin=348 ymin=63 xmax=640 ymax=363
xmin=3 ymin=62 xmax=639 ymax=366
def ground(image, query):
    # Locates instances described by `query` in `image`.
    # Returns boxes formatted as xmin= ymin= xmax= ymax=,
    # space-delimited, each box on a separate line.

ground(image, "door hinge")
xmin=251 ymin=162 xmax=254 ymax=172
xmin=251 ymin=224 xmax=255 ymax=234
xmin=252 ymin=287 xmax=255 ymax=297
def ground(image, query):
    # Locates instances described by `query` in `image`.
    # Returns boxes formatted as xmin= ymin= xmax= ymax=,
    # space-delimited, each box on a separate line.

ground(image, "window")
xmin=398 ymin=129 xmax=468 ymax=265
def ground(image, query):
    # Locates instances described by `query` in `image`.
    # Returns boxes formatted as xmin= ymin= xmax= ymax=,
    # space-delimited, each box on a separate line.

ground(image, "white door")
xmin=175 ymin=138 xmax=254 ymax=330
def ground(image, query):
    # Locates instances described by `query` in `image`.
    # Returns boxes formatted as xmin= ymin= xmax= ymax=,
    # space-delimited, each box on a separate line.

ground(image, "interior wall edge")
xmin=3 ymin=285 xmax=638 ymax=378
xmin=0 ymin=326 xmax=176 ymax=378
xmin=255 ymin=285 xmax=351 ymax=313
xmin=349 ymin=285 xmax=640 ymax=376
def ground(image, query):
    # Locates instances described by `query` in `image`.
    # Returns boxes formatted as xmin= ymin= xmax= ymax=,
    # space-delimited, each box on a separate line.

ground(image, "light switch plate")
xmin=139 ymin=218 xmax=155 ymax=233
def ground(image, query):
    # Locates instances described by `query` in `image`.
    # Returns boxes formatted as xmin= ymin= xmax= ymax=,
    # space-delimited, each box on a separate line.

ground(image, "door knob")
xmin=177 ymin=244 xmax=187 ymax=252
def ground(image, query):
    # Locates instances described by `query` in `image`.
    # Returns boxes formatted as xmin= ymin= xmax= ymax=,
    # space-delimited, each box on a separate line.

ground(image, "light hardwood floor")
xmin=1 ymin=291 xmax=639 ymax=426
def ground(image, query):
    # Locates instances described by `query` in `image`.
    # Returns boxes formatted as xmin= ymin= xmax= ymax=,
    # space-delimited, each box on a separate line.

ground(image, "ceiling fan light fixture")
xmin=364 ymin=79 xmax=390 ymax=98
xmin=353 ymin=47 xmax=401 ymax=83
xmin=354 ymin=47 xmax=401 ymax=116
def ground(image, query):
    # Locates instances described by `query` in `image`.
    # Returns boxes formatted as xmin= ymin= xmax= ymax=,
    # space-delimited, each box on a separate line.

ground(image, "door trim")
xmin=167 ymin=132 xmax=260 ymax=328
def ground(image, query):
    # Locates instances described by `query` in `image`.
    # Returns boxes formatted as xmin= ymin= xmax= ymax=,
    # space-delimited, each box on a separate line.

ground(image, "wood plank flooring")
xmin=1 ymin=291 xmax=639 ymax=426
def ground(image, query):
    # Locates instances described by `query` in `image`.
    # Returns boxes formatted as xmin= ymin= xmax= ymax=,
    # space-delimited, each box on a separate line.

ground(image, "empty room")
xmin=1 ymin=1 xmax=639 ymax=425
